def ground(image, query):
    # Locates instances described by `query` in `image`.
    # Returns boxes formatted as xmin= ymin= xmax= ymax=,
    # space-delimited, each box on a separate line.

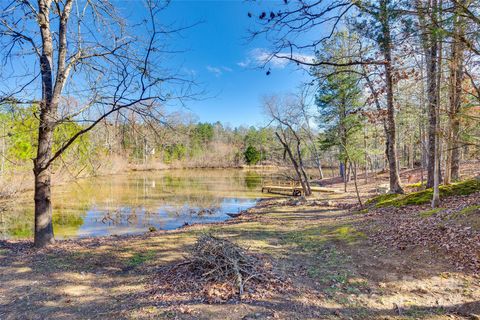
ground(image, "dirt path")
xmin=1 ymin=196 xmax=479 ymax=319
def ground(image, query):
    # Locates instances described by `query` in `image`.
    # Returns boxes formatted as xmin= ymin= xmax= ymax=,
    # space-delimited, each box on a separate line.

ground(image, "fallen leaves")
xmin=362 ymin=192 xmax=480 ymax=273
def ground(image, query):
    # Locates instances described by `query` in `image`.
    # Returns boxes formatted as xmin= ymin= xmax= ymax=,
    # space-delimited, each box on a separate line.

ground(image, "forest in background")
xmin=0 ymin=104 xmax=281 ymax=193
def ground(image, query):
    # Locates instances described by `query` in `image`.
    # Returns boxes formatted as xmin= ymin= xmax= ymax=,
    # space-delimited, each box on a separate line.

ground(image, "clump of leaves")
xmin=368 ymin=191 xmax=480 ymax=272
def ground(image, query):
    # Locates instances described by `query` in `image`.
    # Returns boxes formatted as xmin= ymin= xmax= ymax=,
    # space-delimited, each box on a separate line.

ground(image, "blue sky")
xmin=152 ymin=0 xmax=312 ymax=127
xmin=1 ymin=0 xmax=314 ymax=128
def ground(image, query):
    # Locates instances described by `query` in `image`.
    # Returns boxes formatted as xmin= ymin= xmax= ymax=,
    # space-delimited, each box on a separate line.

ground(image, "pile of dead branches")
xmin=188 ymin=234 xmax=267 ymax=295
xmin=150 ymin=234 xmax=290 ymax=303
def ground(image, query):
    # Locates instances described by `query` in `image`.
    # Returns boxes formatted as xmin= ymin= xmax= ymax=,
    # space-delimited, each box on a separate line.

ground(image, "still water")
xmin=0 ymin=169 xmax=267 ymax=240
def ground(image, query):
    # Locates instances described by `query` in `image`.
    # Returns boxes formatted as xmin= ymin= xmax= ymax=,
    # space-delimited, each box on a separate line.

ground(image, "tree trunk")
xmin=450 ymin=119 xmax=461 ymax=181
xmin=432 ymin=131 xmax=440 ymax=207
xmin=380 ymin=0 xmax=404 ymax=194
xmin=420 ymin=121 xmax=426 ymax=186
xmin=364 ymin=126 xmax=368 ymax=184
xmin=448 ymin=3 xmax=465 ymax=182
xmin=409 ymin=139 xmax=414 ymax=169
xmin=346 ymin=162 xmax=351 ymax=182
xmin=432 ymin=0 xmax=443 ymax=206
xmin=362 ymin=33 xmax=402 ymax=193
xmin=35 ymin=0 xmax=56 ymax=248
xmin=435 ymin=8 xmax=444 ymax=188
xmin=317 ymin=162 xmax=324 ymax=180
xmin=33 ymin=111 xmax=55 ymax=247
xmin=296 ymin=141 xmax=312 ymax=196
xmin=34 ymin=170 xmax=54 ymax=247
xmin=351 ymin=161 xmax=363 ymax=208
xmin=275 ymin=132 xmax=310 ymax=197
xmin=432 ymin=94 xmax=441 ymax=207
xmin=426 ymin=47 xmax=438 ymax=189
xmin=416 ymin=0 xmax=441 ymax=188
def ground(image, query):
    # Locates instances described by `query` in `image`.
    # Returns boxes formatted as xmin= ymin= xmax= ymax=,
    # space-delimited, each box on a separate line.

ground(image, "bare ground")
xmin=1 ymin=166 xmax=480 ymax=319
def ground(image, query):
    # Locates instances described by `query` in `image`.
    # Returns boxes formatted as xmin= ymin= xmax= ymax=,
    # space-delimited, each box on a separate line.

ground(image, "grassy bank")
xmin=1 ymin=193 xmax=479 ymax=319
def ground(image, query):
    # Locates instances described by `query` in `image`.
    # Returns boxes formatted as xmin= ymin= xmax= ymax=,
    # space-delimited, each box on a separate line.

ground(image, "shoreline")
xmin=3 ymin=162 xmax=478 ymax=247
xmin=0 ymin=196 xmax=282 ymax=248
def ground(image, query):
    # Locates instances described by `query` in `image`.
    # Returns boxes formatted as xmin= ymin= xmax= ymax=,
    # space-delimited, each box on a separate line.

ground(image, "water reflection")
xmin=0 ymin=169 xmax=269 ymax=239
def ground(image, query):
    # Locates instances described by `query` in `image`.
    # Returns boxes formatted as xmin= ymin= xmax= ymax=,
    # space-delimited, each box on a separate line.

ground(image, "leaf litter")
xmin=362 ymin=191 xmax=480 ymax=273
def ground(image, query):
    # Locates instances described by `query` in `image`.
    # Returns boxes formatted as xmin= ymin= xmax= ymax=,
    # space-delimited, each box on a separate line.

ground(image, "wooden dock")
xmin=261 ymin=184 xmax=338 ymax=196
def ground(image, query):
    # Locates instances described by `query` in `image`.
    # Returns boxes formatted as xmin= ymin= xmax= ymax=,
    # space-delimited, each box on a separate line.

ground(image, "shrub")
xmin=244 ymin=145 xmax=261 ymax=165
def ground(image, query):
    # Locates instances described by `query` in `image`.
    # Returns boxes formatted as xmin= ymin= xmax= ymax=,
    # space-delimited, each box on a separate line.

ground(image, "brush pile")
xmin=189 ymin=234 xmax=267 ymax=295
xmin=150 ymin=234 xmax=290 ymax=303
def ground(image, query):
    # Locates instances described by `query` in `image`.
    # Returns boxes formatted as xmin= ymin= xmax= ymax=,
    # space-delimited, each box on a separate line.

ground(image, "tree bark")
xmin=364 ymin=126 xmax=369 ymax=183
xmin=351 ymin=161 xmax=363 ymax=208
xmin=447 ymin=2 xmax=465 ymax=183
xmin=432 ymin=0 xmax=443 ymax=207
xmin=34 ymin=0 xmax=56 ymax=247
xmin=33 ymin=101 xmax=57 ymax=248
xmin=296 ymin=141 xmax=312 ymax=196
xmin=416 ymin=0 xmax=442 ymax=188
xmin=34 ymin=169 xmax=54 ymax=247
xmin=380 ymin=0 xmax=404 ymax=194
xmin=426 ymin=31 xmax=438 ymax=188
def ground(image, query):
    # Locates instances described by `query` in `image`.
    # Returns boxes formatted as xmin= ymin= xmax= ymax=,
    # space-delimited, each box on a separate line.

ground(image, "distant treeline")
xmin=0 ymin=105 xmax=286 ymax=176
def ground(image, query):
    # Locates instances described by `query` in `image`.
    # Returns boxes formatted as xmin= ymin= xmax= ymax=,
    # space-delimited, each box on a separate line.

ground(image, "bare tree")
xmin=297 ymin=87 xmax=324 ymax=179
xmin=0 ymin=0 xmax=195 ymax=247
xmin=264 ymin=95 xmax=312 ymax=197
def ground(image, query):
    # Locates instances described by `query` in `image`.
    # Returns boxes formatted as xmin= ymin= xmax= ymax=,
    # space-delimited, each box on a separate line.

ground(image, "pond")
xmin=0 ymin=169 xmax=269 ymax=240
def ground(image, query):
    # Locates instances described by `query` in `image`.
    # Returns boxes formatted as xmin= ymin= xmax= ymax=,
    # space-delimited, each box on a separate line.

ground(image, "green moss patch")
xmin=126 ymin=250 xmax=156 ymax=267
xmin=418 ymin=208 xmax=443 ymax=218
xmin=352 ymin=208 xmax=369 ymax=215
xmin=368 ymin=179 xmax=480 ymax=208
xmin=365 ymin=193 xmax=399 ymax=205
xmin=332 ymin=226 xmax=366 ymax=243
xmin=449 ymin=204 xmax=480 ymax=220
xmin=406 ymin=182 xmax=424 ymax=188
xmin=284 ymin=224 xmax=365 ymax=252
xmin=458 ymin=204 xmax=480 ymax=216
